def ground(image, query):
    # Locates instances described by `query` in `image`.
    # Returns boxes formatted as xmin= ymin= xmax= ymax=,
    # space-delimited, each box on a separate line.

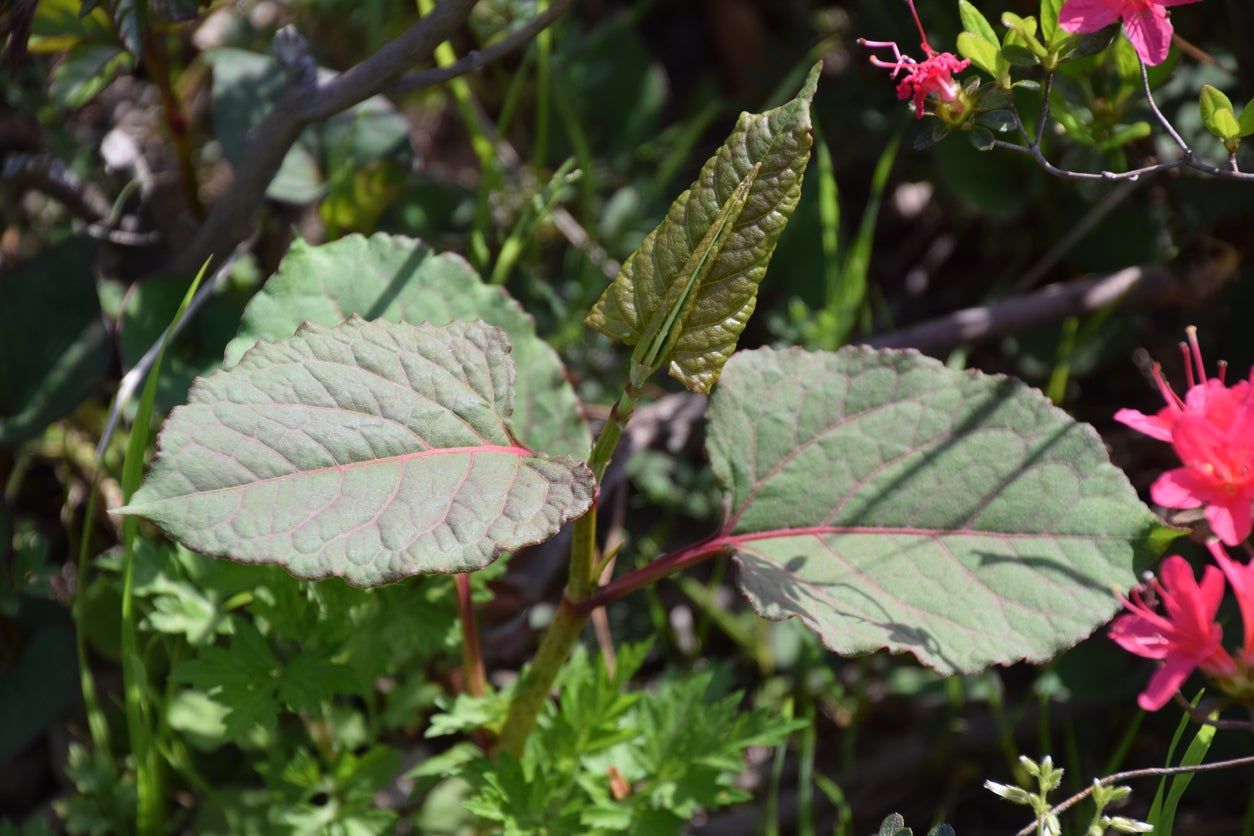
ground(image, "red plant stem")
xmin=454 ymin=573 xmax=487 ymax=698
xmin=569 ymin=535 xmax=733 ymax=616
xmin=144 ymin=29 xmax=205 ymax=219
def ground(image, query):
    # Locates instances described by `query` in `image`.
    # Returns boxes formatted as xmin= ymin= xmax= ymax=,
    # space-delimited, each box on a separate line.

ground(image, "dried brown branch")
xmin=172 ymin=0 xmax=573 ymax=276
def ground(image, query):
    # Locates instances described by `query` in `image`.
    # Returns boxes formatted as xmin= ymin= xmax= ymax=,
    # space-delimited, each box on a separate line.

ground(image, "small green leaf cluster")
xmin=958 ymin=0 xmax=1116 ymax=82
xmin=77 ymin=541 xmax=478 ymax=833
xmin=416 ymin=645 xmax=801 ymax=834
xmin=951 ymin=0 xmax=1150 ymax=157
xmin=1198 ymin=84 xmax=1254 ymax=154
xmin=51 ymin=744 xmax=136 ymax=836
xmin=877 ymin=812 xmax=956 ymax=836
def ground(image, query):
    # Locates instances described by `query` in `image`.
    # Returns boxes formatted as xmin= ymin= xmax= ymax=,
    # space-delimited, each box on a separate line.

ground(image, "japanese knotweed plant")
xmin=118 ymin=63 xmax=1173 ymax=807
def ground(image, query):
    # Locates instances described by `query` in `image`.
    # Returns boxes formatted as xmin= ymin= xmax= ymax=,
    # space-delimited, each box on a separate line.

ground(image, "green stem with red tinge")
xmin=497 ymin=384 xmax=639 ymax=758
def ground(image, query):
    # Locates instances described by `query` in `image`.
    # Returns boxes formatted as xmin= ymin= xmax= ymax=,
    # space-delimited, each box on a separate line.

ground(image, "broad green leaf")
xmin=1040 ymin=0 xmax=1063 ymax=45
xmin=585 ymin=64 xmax=818 ymax=393
xmin=49 ymin=43 xmax=132 ymax=109
xmin=959 ymin=0 xmax=998 ymax=47
xmin=225 ymin=233 xmax=589 ymax=459
xmin=119 ymin=319 xmax=596 ymax=587
xmin=957 ymin=31 xmax=1000 ymax=78
xmin=705 ymin=347 xmax=1171 ymax=675
xmin=1148 ymin=694 xmax=1216 ymax=836
xmin=0 ymin=238 xmax=108 ymax=446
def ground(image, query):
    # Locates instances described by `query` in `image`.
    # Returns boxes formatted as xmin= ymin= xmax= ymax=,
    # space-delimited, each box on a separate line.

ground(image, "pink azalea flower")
xmin=1115 ymin=327 xmax=1239 ymax=442
xmin=859 ymin=0 xmax=971 ymax=120
xmin=1058 ymin=0 xmax=1203 ymax=67
xmin=1109 ymin=555 xmax=1236 ymax=711
xmin=1209 ymin=541 xmax=1254 ymax=664
xmin=1151 ymin=381 xmax=1254 ymax=546
xmin=1116 ymin=328 xmax=1254 ymax=546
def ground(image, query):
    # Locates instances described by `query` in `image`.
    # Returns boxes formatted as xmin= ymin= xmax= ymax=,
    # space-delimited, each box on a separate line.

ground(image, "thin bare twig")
xmin=1013 ymin=754 xmax=1254 ymax=836
xmin=994 ymin=58 xmax=1254 ymax=183
xmin=393 ymin=0 xmax=575 ymax=93
xmin=5 ymin=154 xmax=111 ymax=222
xmin=1170 ymin=691 xmax=1254 ymax=732
xmin=1139 ymin=60 xmax=1190 ymax=157
xmin=172 ymin=0 xmax=573 ymax=276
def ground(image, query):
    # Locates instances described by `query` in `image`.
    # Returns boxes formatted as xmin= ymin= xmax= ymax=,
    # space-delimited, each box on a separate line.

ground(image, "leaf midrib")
xmin=125 ymin=444 xmax=533 ymax=508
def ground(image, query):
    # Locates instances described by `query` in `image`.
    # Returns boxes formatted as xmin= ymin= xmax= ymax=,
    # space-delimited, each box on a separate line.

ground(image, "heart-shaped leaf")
xmin=585 ymin=64 xmax=818 ymax=393
xmin=119 ymin=319 xmax=596 ymax=587
xmin=706 ymin=347 xmax=1172 ymax=674
xmin=225 ymin=233 xmax=590 ymax=459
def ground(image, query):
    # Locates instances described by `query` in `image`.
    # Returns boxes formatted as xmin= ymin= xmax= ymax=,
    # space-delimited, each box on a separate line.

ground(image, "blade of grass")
xmin=553 ymin=64 xmax=596 ymax=224
xmin=1046 ymin=316 xmax=1080 ymax=405
xmin=119 ymin=263 xmax=208 ymax=835
xmin=798 ymin=696 xmax=817 ymax=836
xmin=1147 ymin=690 xmax=1206 ymax=832
xmin=1101 ymin=708 xmax=1144 ymax=776
xmin=1150 ymin=708 xmax=1218 ymax=836
xmin=414 ymin=0 xmax=500 ymax=270
xmin=764 ymin=697 xmax=795 ymax=836
xmin=815 ymin=125 xmax=841 ymax=322
xmin=489 ymin=157 xmax=578 ymax=285
xmin=74 ymin=484 xmax=112 ymax=754
xmin=814 ymin=773 xmax=854 ymax=836
xmin=532 ymin=0 xmax=552 ymax=171
xmin=829 ymin=134 xmax=899 ymax=347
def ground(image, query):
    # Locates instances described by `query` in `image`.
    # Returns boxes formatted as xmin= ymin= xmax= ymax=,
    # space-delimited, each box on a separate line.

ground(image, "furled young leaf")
xmin=118 ymin=319 xmax=596 ymax=587
xmin=585 ymin=64 xmax=818 ymax=393
xmin=225 ymin=233 xmax=590 ymax=459
xmin=1199 ymin=84 xmax=1240 ymax=143
xmin=705 ymin=346 xmax=1172 ymax=675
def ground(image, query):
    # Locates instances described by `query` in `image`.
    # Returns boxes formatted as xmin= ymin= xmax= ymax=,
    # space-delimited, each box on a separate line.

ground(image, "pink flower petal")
xmin=1138 ymin=655 xmax=1194 ymax=711
xmin=1110 ymin=613 xmax=1170 ymax=659
xmin=1114 ymin=407 xmax=1174 ymax=442
xmin=1205 ymin=496 xmax=1253 ymax=547
xmin=1172 ymin=414 xmax=1229 ymax=473
xmin=1058 ymin=0 xmax=1122 ymax=33
xmin=1210 ymin=542 xmax=1254 ymax=660
xmin=1151 ymin=467 xmax=1208 ymax=510
xmin=1123 ymin=6 xmax=1174 ymax=66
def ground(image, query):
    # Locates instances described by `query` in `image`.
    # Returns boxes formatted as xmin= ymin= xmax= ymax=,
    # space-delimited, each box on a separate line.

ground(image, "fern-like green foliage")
xmin=419 ymin=644 xmax=802 ymax=834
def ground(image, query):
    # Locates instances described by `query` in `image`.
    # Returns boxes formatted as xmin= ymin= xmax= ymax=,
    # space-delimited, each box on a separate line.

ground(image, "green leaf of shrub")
xmin=0 ymin=238 xmax=108 ymax=446
xmin=957 ymin=31 xmax=1000 ymax=78
xmin=585 ymin=64 xmax=818 ymax=393
xmin=959 ymin=0 xmax=998 ymax=47
xmin=118 ymin=319 xmax=596 ymax=587
xmin=225 ymin=233 xmax=590 ymax=459
xmin=705 ymin=346 xmax=1172 ymax=674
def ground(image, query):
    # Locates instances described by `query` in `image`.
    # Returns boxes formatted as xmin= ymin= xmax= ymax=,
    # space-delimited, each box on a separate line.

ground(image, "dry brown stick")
xmin=865 ymin=266 xmax=1166 ymax=355
xmin=392 ymin=0 xmax=575 ymax=94
xmin=173 ymin=0 xmax=575 ymax=276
